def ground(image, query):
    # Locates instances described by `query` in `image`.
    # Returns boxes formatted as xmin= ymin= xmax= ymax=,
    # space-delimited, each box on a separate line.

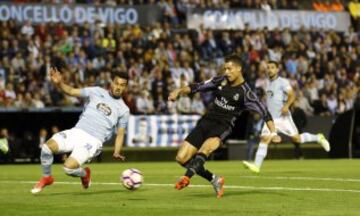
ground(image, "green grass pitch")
xmin=1 ymin=160 xmax=360 ymax=216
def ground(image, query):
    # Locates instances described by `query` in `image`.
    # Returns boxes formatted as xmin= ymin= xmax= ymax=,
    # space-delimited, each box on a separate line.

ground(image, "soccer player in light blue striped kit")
xmin=243 ymin=61 xmax=330 ymax=173
xmin=31 ymin=67 xmax=130 ymax=194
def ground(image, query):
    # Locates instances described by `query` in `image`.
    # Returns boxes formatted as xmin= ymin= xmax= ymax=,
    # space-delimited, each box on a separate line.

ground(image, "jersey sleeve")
xmin=117 ymin=110 xmax=130 ymax=129
xmin=80 ymin=87 xmax=101 ymax=98
xmin=189 ymin=75 xmax=226 ymax=94
xmin=244 ymin=87 xmax=273 ymax=122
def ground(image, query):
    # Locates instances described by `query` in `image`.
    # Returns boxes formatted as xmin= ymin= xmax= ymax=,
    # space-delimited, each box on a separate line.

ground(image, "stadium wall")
xmin=0 ymin=109 xmax=348 ymax=163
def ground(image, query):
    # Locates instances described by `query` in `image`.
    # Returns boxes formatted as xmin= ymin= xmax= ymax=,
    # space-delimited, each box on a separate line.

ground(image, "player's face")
xmin=224 ymin=61 xmax=241 ymax=82
xmin=266 ymin=63 xmax=279 ymax=79
xmin=111 ymin=77 xmax=127 ymax=97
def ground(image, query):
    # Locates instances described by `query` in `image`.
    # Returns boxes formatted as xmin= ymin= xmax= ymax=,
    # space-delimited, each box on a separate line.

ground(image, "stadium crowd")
xmin=0 ymin=0 xmax=359 ymax=117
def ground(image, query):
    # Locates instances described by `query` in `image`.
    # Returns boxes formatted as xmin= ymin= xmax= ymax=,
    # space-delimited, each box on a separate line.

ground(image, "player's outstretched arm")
xmin=49 ymin=67 xmax=82 ymax=97
xmin=168 ymin=76 xmax=225 ymax=101
xmin=113 ymin=127 xmax=126 ymax=161
xmin=243 ymin=88 xmax=281 ymax=143
xmin=168 ymin=86 xmax=191 ymax=101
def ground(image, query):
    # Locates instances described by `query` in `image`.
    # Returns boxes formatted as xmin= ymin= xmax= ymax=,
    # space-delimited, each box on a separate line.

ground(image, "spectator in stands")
xmin=136 ymin=90 xmax=155 ymax=114
xmin=0 ymin=6 xmax=358 ymax=118
xmin=313 ymin=94 xmax=332 ymax=116
xmin=331 ymin=0 xmax=344 ymax=11
xmin=21 ymin=20 xmax=34 ymax=37
xmin=349 ymin=0 xmax=360 ymax=17
xmin=336 ymin=93 xmax=347 ymax=114
xmin=327 ymin=93 xmax=338 ymax=114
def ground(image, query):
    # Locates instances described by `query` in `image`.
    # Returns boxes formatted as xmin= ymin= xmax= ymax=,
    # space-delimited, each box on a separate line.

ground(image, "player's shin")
xmin=299 ymin=133 xmax=318 ymax=143
xmin=254 ymin=142 xmax=268 ymax=168
xmin=186 ymin=153 xmax=213 ymax=181
xmin=63 ymin=167 xmax=86 ymax=177
xmin=40 ymin=145 xmax=54 ymax=177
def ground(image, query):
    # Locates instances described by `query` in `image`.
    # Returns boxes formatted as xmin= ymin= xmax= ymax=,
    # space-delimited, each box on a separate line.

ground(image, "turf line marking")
xmin=1 ymin=180 xmax=360 ymax=193
xmin=239 ymin=176 xmax=360 ymax=183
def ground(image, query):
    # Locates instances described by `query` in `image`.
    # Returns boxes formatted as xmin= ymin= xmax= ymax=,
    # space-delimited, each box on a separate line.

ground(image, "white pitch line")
xmin=1 ymin=180 xmax=360 ymax=194
xmin=239 ymin=176 xmax=360 ymax=183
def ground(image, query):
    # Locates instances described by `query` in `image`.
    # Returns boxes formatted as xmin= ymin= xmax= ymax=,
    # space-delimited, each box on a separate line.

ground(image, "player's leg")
xmin=176 ymin=137 xmax=225 ymax=197
xmin=175 ymin=140 xmax=198 ymax=169
xmin=292 ymin=133 xmax=330 ymax=152
xmin=174 ymin=140 xmax=199 ymax=190
xmin=63 ymin=155 xmax=91 ymax=189
xmin=243 ymin=123 xmax=273 ymax=173
xmin=63 ymin=133 xmax=101 ymax=189
xmin=183 ymin=137 xmax=221 ymax=182
xmin=197 ymin=137 xmax=225 ymax=198
xmin=244 ymin=135 xmax=271 ymax=173
xmin=175 ymin=120 xmax=207 ymax=190
xmin=284 ymin=113 xmax=330 ymax=152
xmin=31 ymin=139 xmax=59 ymax=194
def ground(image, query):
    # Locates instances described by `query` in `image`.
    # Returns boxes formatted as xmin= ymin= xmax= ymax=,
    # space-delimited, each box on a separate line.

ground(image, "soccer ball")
xmin=121 ymin=168 xmax=143 ymax=190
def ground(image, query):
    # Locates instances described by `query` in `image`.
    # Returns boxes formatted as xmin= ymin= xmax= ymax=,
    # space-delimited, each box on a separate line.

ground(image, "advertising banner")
xmin=187 ymin=9 xmax=351 ymax=31
xmin=127 ymin=115 xmax=201 ymax=147
xmin=0 ymin=3 xmax=162 ymax=26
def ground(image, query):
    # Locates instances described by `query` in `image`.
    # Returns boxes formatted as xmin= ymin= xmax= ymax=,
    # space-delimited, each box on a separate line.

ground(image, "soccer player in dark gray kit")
xmin=168 ymin=55 xmax=281 ymax=198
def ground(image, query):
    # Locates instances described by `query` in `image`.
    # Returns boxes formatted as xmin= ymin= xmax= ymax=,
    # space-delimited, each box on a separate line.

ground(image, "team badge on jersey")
xmin=233 ymin=93 xmax=239 ymax=101
xmin=266 ymin=90 xmax=274 ymax=98
xmin=218 ymin=79 xmax=228 ymax=90
xmin=96 ymin=103 xmax=112 ymax=116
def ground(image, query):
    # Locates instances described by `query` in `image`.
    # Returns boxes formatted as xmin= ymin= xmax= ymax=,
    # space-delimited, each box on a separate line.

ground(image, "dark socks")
xmin=184 ymin=153 xmax=214 ymax=182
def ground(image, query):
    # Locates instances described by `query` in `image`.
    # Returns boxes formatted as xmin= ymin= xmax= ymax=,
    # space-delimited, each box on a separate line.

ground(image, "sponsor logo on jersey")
xmin=96 ymin=103 xmax=112 ymax=116
xmin=214 ymin=97 xmax=235 ymax=111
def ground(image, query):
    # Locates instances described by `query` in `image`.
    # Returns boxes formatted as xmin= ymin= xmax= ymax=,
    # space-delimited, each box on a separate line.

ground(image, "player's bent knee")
xmin=45 ymin=139 xmax=59 ymax=153
xmin=260 ymin=136 xmax=271 ymax=144
xmin=175 ymin=154 xmax=189 ymax=164
xmin=291 ymin=135 xmax=301 ymax=143
xmin=63 ymin=157 xmax=81 ymax=169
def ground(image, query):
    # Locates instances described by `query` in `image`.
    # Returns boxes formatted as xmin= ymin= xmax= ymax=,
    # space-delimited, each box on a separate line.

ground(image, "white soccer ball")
xmin=121 ymin=168 xmax=143 ymax=190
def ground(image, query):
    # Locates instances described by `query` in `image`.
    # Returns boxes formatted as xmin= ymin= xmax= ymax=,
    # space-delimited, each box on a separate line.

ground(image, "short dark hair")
xmin=268 ymin=60 xmax=279 ymax=67
xmin=224 ymin=54 xmax=242 ymax=67
xmin=112 ymin=71 xmax=129 ymax=82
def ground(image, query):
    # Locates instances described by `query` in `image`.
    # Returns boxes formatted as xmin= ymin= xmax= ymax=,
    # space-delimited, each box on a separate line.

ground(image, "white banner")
xmin=187 ymin=9 xmax=351 ymax=32
xmin=0 ymin=3 xmax=162 ymax=25
xmin=126 ymin=115 xmax=201 ymax=147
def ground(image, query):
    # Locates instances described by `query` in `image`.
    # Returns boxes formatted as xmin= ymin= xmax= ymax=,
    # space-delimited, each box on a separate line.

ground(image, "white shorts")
xmin=51 ymin=128 xmax=102 ymax=165
xmin=261 ymin=115 xmax=299 ymax=137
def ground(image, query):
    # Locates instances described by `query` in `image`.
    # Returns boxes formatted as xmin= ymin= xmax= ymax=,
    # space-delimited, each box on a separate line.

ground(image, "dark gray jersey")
xmin=190 ymin=75 xmax=273 ymax=126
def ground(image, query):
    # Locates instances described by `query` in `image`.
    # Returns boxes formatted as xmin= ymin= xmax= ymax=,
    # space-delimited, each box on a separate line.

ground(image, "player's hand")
xmin=281 ymin=106 xmax=289 ymax=116
xmin=168 ymin=89 xmax=180 ymax=101
xmin=49 ymin=67 xmax=62 ymax=85
xmin=271 ymin=134 xmax=281 ymax=143
xmin=113 ymin=152 xmax=126 ymax=161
